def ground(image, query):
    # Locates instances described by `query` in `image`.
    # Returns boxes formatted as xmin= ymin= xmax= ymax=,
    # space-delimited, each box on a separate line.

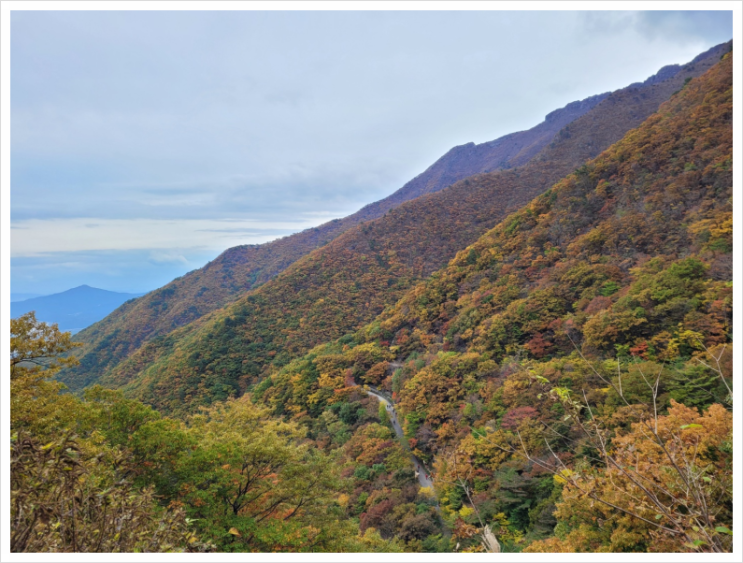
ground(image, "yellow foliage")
xmin=459 ymin=505 xmax=475 ymax=519
xmin=418 ymin=486 xmax=436 ymax=499
xmin=553 ymin=468 xmax=573 ymax=485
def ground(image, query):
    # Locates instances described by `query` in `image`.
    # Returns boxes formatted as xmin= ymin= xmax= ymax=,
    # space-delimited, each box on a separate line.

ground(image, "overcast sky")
xmin=10 ymin=9 xmax=733 ymax=296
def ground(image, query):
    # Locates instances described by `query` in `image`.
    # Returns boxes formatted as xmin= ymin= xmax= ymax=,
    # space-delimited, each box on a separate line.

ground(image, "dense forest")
xmin=254 ymin=51 xmax=734 ymax=552
xmin=12 ymin=47 xmax=733 ymax=554
xmin=11 ymin=312 xmax=403 ymax=552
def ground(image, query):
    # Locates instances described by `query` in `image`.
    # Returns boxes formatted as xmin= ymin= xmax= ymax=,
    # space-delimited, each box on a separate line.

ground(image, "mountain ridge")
xmin=66 ymin=42 xmax=730 ymax=382
xmin=60 ymin=41 xmax=733 ymax=412
xmin=256 ymin=51 xmax=732 ymax=551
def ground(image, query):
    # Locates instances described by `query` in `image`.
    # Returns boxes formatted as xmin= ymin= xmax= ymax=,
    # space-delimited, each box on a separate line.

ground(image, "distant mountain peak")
xmin=11 ymin=285 xmax=143 ymax=333
xmin=67 ymin=284 xmax=95 ymax=292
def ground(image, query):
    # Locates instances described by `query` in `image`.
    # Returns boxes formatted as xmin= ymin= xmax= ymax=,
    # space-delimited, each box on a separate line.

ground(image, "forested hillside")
xmin=11 ymin=313 xmax=401 ymax=553
xmin=65 ymin=87 xmax=608 ymax=380
xmin=256 ymin=51 xmax=733 ymax=552
xmin=62 ymin=41 xmax=730 ymax=394
xmin=62 ymin=42 xmax=731 ymax=418
xmin=16 ymin=45 xmax=733 ymax=555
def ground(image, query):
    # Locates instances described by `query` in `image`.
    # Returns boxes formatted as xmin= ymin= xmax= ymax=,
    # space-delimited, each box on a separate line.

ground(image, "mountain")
xmin=11 ymin=292 xmax=42 ymax=302
xmin=352 ymin=91 xmax=611 ymax=210
xmin=15 ymin=49 xmax=732 ymax=555
xmin=11 ymin=285 xmax=142 ymax=333
xmin=65 ymin=88 xmax=617 ymax=382
xmin=258 ymin=51 xmax=733 ymax=551
xmin=58 ymin=42 xmax=732 ymax=411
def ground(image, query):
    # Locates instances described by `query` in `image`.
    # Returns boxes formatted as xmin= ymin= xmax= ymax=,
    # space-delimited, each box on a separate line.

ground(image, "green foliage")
xmin=599 ymin=280 xmax=620 ymax=297
xmin=10 ymin=431 xmax=203 ymax=553
xmin=667 ymin=351 xmax=732 ymax=410
xmin=10 ymin=317 xmax=394 ymax=553
xmin=11 ymin=312 xmax=83 ymax=437
xmin=10 ymin=317 xmax=207 ymax=553
xmin=466 ymin=248 xmax=478 ymax=265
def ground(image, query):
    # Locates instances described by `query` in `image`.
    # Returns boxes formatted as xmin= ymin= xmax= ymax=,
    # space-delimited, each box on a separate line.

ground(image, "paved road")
xmin=361 ymin=386 xmax=448 ymax=538
xmin=363 ymin=387 xmax=434 ymax=489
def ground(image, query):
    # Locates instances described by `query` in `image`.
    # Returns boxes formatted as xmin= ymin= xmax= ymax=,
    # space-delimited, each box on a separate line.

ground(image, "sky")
xmin=9 ymin=8 xmax=733 ymax=296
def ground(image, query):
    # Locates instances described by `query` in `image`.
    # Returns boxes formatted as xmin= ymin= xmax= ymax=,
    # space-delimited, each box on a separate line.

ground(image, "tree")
xmin=10 ymin=313 xmax=206 ymax=553
xmin=11 ymin=312 xmax=82 ymax=436
xmin=11 ymin=431 xmax=205 ymax=553
xmin=522 ymin=348 xmax=733 ymax=553
xmin=525 ymin=402 xmax=732 ymax=553
xmin=131 ymin=396 xmax=376 ymax=552
xmin=11 ymin=312 xmax=80 ymax=377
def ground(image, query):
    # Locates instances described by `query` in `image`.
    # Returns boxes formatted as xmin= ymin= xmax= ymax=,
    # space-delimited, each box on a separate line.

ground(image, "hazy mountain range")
xmin=11 ymin=285 xmax=142 ymax=333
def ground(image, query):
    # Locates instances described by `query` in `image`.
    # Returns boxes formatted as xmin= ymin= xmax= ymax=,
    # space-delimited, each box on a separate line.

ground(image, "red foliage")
xmin=525 ymin=333 xmax=553 ymax=358
xmin=344 ymin=369 xmax=356 ymax=388
xmin=501 ymin=406 xmax=539 ymax=431
xmin=584 ymin=296 xmax=613 ymax=315
xmin=629 ymin=341 xmax=650 ymax=359
xmin=360 ymin=499 xmax=396 ymax=534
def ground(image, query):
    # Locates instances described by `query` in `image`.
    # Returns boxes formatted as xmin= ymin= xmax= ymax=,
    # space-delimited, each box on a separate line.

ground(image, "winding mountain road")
xmin=362 ymin=386 xmax=434 ymax=489
xmin=360 ymin=385 xmax=451 ymax=540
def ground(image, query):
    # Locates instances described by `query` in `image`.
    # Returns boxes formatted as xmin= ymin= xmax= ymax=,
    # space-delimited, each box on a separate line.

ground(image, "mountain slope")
xmin=259 ymin=51 xmax=732 ymax=550
xmin=65 ymin=40 xmax=729 ymax=390
xmin=11 ymin=293 xmax=42 ymax=302
xmin=373 ymin=92 xmax=609 ymax=204
xmin=10 ymin=285 xmax=142 ymax=333
xmin=67 ymin=90 xmax=611 ymax=379
xmin=63 ymin=42 xmax=733 ymax=413
xmin=274 ymin=48 xmax=733 ymax=459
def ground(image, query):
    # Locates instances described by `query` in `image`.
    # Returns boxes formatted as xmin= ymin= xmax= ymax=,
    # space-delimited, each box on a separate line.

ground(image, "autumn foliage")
xmin=61 ymin=43 xmax=728 ymax=421
xmin=253 ymin=52 xmax=734 ymax=552
xmin=26 ymin=47 xmax=735 ymax=553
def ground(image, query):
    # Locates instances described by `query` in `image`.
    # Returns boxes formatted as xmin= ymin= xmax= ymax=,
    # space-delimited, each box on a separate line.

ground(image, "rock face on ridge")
xmin=354 ymin=92 xmax=611 ymax=212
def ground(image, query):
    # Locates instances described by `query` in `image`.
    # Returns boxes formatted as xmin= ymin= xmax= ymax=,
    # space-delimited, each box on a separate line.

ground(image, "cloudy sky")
xmin=10 ymin=8 xmax=732 ymax=296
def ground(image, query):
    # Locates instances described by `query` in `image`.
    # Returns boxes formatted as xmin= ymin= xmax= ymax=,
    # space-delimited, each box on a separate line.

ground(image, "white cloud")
xmin=147 ymin=250 xmax=190 ymax=265
xmin=9 ymin=9 xmax=732 ymax=294
xmin=10 ymin=217 xmax=341 ymax=257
